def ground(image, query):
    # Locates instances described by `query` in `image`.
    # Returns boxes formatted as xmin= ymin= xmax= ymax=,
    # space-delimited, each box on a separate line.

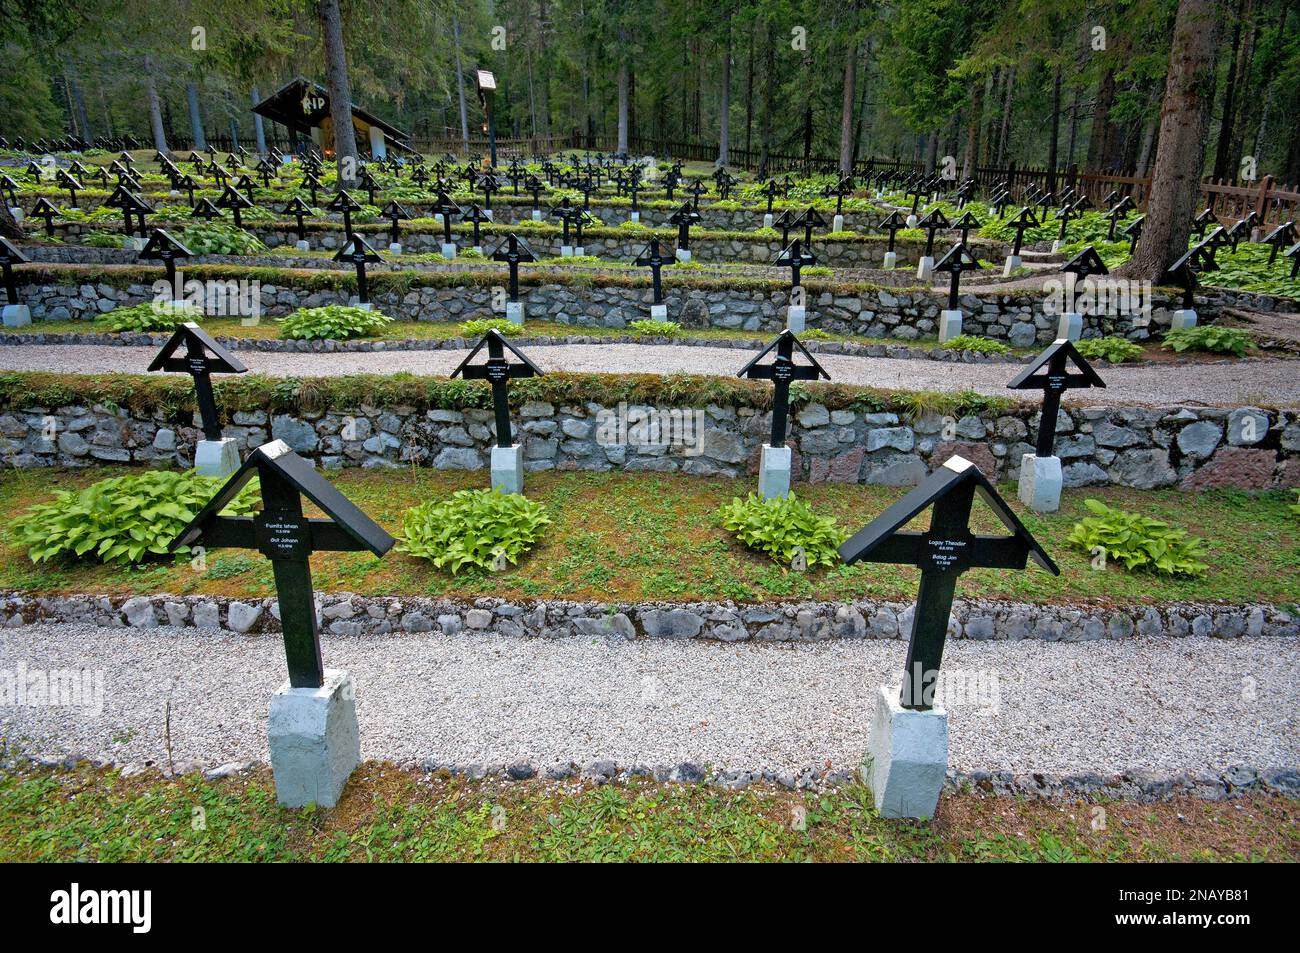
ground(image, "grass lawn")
xmin=0 ymin=467 xmax=1295 ymax=606
xmin=0 ymin=762 xmax=1293 ymax=862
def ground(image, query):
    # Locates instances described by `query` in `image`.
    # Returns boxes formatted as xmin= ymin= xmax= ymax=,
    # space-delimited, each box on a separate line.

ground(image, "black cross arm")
xmin=451 ymin=328 xmax=544 ymax=378
xmin=838 ymin=530 xmax=1030 ymax=569
xmin=736 ymin=330 xmax=830 ymax=380
xmin=1006 ymin=339 xmax=1106 ymax=390
xmin=186 ymin=515 xmax=375 ymax=552
xmin=147 ymin=323 xmax=247 ymax=374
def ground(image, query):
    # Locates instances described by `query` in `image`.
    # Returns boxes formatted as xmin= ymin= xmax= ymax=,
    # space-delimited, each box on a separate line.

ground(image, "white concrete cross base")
xmin=560 ymin=245 xmax=574 ymax=257
xmin=862 ymin=684 xmax=948 ymax=819
xmin=832 ymin=214 xmax=844 ymax=233
xmin=1171 ymin=309 xmax=1198 ymax=331
xmin=1018 ymin=452 xmax=1063 ymax=513
xmin=905 ymin=214 xmax=918 ymax=228
xmin=938 ymin=309 xmax=963 ymax=343
xmin=1051 ymin=239 xmax=1062 ymax=253
xmin=675 ymin=248 xmax=692 ymax=263
xmin=505 ymin=300 xmax=525 ymax=325
xmin=122 ymin=236 xmax=146 ymax=252
xmin=388 ymin=242 xmax=403 ymax=255
xmin=1057 ymin=311 xmax=1083 ymax=341
xmin=491 ymin=444 xmax=525 ymax=495
xmin=916 ymin=255 xmax=935 ymax=280
xmin=440 ymin=243 xmax=457 ymax=260
xmin=2 ymin=304 xmax=31 ymax=328
xmin=473 ymin=246 xmax=484 ymax=257
xmin=193 ymin=438 xmax=240 ymax=478
xmin=630 ymin=211 xmax=640 ymax=223
xmin=7 ymin=207 xmax=23 ymax=222
xmin=268 ymin=669 xmax=360 ymax=809
xmin=762 ymin=212 xmax=774 ymax=229
xmin=882 ymin=250 xmax=898 ymax=270
xmin=650 ymin=303 xmax=668 ymax=321
xmin=574 ymin=246 xmax=585 ymax=257
xmin=758 ymin=444 xmax=792 ymax=500
xmin=786 ymin=304 xmax=806 ymax=333
xmin=295 ymin=239 xmax=311 ymax=252
xmin=531 ymin=209 xmax=542 ymax=221
xmin=1002 ymin=254 xmax=1022 ymax=277
xmin=482 ymin=209 xmax=493 ymax=221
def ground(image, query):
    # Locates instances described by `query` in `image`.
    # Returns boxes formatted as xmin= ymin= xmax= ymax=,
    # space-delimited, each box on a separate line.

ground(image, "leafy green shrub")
xmin=799 ymin=328 xmax=832 ymax=340
xmin=14 ymin=470 xmax=258 ymax=566
xmin=1067 ymin=499 xmax=1208 ymax=577
xmin=627 ymin=319 xmax=682 ymax=337
xmin=1163 ymin=325 xmax=1252 ymax=357
xmin=178 ymin=220 xmax=267 ymax=255
xmin=278 ymin=304 xmax=393 ymax=340
xmin=95 ymin=300 xmax=202 ymax=332
xmin=82 ymin=231 xmax=124 ymax=248
xmin=940 ymin=334 xmax=1011 ymax=354
xmin=398 ymin=489 xmax=550 ymax=574
xmin=717 ymin=493 xmax=842 ymax=568
xmin=1074 ymin=336 xmax=1144 ymax=363
xmin=460 ymin=317 xmax=516 ymax=337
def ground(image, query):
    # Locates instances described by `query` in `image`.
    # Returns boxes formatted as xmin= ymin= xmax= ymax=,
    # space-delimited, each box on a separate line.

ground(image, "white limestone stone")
xmin=650 ymin=303 xmax=668 ymax=321
xmin=1171 ymin=308 xmax=1198 ymax=330
xmin=938 ymin=309 xmax=963 ymax=343
xmin=193 ymin=438 xmax=240 ymax=477
xmin=506 ymin=300 xmax=524 ymax=325
xmin=916 ymin=255 xmax=934 ymax=280
xmin=786 ymin=304 xmax=806 ymax=333
xmin=832 ymin=214 xmax=844 ymax=233
xmin=268 ymin=669 xmax=359 ymax=809
xmin=440 ymin=242 xmax=457 ymax=260
xmin=675 ymin=248 xmax=692 ymax=263
xmin=491 ymin=444 xmax=525 ymax=494
xmin=1002 ymin=253 xmax=1021 ymax=277
xmin=882 ymin=250 xmax=897 ymax=270
xmin=758 ymin=444 xmax=792 ymax=500
xmin=1057 ymin=311 xmax=1082 ymax=341
xmin=862 ymin=684 xmax=948 ymax=819
xmin=295 ymin=239 xmax=310 ymax=252
xmin=388 ymin=242 xmax=402 ymax=255
xmin=2 ymin=304 xmax=31 ymax=328
xmin=1017 ymin=452 xmax=1063 ymax=513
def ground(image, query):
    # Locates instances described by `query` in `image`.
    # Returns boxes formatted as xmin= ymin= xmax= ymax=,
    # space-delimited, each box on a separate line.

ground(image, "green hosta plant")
xmin=178 ymin=220 xmax=267 ymax=255
xmin=1163 ymin=325 xmax=1252 ymax=357
xmin=278 ymin=304 xmax=393 ymax=340
xmin=398 ymin=489 xmax=550 ymax=574
xmin=941 ymin=334 xmax=1011 ymax=354
xmin=717 ymin=493 xmax=842 ymax=569
xmin=14 ymin=470 xmax=258 ymax=566
xmin=798 ymin=328 xmax=832 ymax=340
xmin=1074 ymin=336 xmax=1144 ymax=363
xmin=96 ymin=300 xmax=203 ymax=332
xmin=627 ymin=319 xmax=682 ymax=337
xmin=461 ymin=317 xmax=516 ymax=337
xmin=1067 ymin=499 xmax=1208 ymax=577
xmin=82 ymin=231 xmax=124 ymax=248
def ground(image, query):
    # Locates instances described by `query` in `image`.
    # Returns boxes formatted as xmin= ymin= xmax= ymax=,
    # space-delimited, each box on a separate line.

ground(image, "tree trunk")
xmin=1212 ymin=0 xmax=1244 ymax=180
xmin=66 ymin=67 xmax=93 ymax=141
xmin=1135 ymin=110 xmax=1159 ymax=178
xmin=453 ymin=15 xmax=470 ymax=156
xmin=743 ymin=19 xmax=755 ymax=162
xmin=1047 ymin=65 xmax=1062 ymax=191
xmin=924 ymin=130 xmax=938 ymax=174
xmin=838 ymin=36 xmax=858 ymax=175
xmin=1126 ymin=0 xmax=1223 ymax=281
xmin=1087 ymin=70 xmax=1115 ymax=170
xmin=143 ymin=55 xmax=169 ymax=155
xmin=996 ymin=67 xmax=1014 ymax=167
xmin=961 ymin=80 xmax=983 ymax=181
xmin=251 ymin=86 xmax=267 ymax=154
xmin=718 ymin=18 xmax=732 ymax=165
xmin=617 ymin=28 xmax=630 ymax=154
xmin=758 ymin=17 xmax=775 ymax=178
xmin=318 ymin=0 xmax=359 ymax=185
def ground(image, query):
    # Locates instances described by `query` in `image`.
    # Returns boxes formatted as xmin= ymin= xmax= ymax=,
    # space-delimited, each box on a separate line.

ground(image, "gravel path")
xmin=2 ymin=623 xmax=1295 ymax=779
xmin=2 ymin=342 xmax=1296 ymax=407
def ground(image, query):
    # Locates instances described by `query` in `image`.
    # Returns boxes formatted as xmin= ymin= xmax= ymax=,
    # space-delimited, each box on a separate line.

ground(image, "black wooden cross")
xmin=799 ymin=206 xmax=827 ymax=247
xmin=0 ymin=237 xmax=29 ymax=305
xmin=480 ymin=171 xmax=498 ymax=211
xmin=380 ymin=199 xmax=410 ymax=246
xmin=878 ymin=210 xmax=905 ymax=254
xmin=737 ymin=330 xmax=830 ymax=447
xmin=177 ymin=173 xmax=198 ymax=206
xmin=431 ymin=189 xmax=462 ymax=246
xmin=949 ymin=210 xmax=981 ymax=244
xmin=669 ymin=203 xmax=702 ymax=255
xmin=216 ymin=184 xmax=254 ymax=229
xmin=491 ymin=233 xmax=537 ymax=301
xmin=191 ymin=197 xmax=223 ymax=221
xmin=934 ymin=242 xmax=982 ymax=309
xmin=326 ymin=189 xmax=363 ymax=237
xmin=526 ymin=174 xmax=544 ymax=215
xmin=357 ymin=167 xmax=378 ymax=206
xmin=839 ymin=455 xmax=1059 ymax=709
xmin=452 ymin=329 xmax=543 ymax=449
xmin=1286 ymin=241 xmax=1300 ymax=279
xmin=1006 ymin=207 xmax=1038 ymax=258
xmin=333 ymin=234 xmax=383 ymax=304
xmin=1122 ymin=214 xmax=1144 ymax=253
xmin=918 ymin=208 xmax=950 ymax=259
xmin=1059 ymin=245 xmax=1109 ymax=315
xmin=31 ymin=197 xmax=58 ymax=237
xmin=1261 ymin=221 xmax=1297 ymax=266
xmin=1007 ymin=338 xmax=1106 ymax=458
xmin=1105 ymin=195 xmax=1136 ymax=240
xmin=170 ymin=439 xmax=394 ymax=688
xmin=774 ymin=208 xmax=797 ymax=247
xmin=147 ymin=322 xmax=247 ymax=441
xmin=55 ymin=168 xmax=82 ymax=208
xmin=0 ymin=175 xmax=18 ymax=207
xmin=635 ymin=238 xmax=672 ymax=305
xmin=281 ymin=197 xmax=311 ymax=242
xmin=761 ymin=178 xmax=780 ymax=215
xmin=464 ymin=203 xmax=491 ymax=248
xmin=138 ymin=228 xmax=193 ymax=290
xmin=686 ymin=177 xmax=707 ymax=210
xmin=775 ymin=238 xmax=816 ymax=294
xmin=302 ymin=171 xmax=323 ymax=206
xmin=1192 ymin=207 xmax=1216 ymax=238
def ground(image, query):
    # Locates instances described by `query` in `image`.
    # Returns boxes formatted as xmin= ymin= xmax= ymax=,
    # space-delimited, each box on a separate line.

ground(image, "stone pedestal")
xmin=193 ymin=438 xmax=240 ymax=477
xmin=440 ymin=243 xmax=457 ymax=260
xmin=1002 ymin=254 xmax=1021 ymax=277
xmin=758 ymin=444 xmax=792 ymax=500
xmin=531 ymin=209 xmax=542 ymax=221
xmin=650 ymin=303 xmax=668 ymax=321
xmin=506 ymin=300 xmax=524 ymax=325
xmin=7 ymin=207 xmax=22 ymax=223
xmin=762 ymin=212 xmax=773 ymax=229
xmin=630 ymin=211 xmax=640 ymax=224
xmin=916 ymin=255 xmax=935 ymax=280
xmin=268 ymin=669 xmax=360 ymax=809
xmin=560 ymin=245 xmax=574 ymax=257
xmin=882 ymin=251 xmax=897 ymax=270
xmin=574 ymin=246 xmax=585 ymax=257
xmin=2 ymin=304 xmax=31 ymax=328
xmin=295 ymin=239 xmax=310 ymax=252
xmin=938 ymin=309 xmax=963 ymax=343
xmin=169 ymin=189 xmax=180 ymax=198
xmin=1051 ymin=239 xmax=1062 ymax=253
xmin=1171 ymin=309 xmax=1198 ymax=330
xmin=832 ymin=213 xmax=844 ymax=233
xmin=122 ymin=236 xmax=146 ymax=252
xmin=786 ymin=304 xmax=806 ymax=333
xmin=483 ymin=209 xmax=493 ymax=221
xmin=388 ymin=242 xmax=402 ymax=255
xmin=1057 ymin=311 xmax=1082 ymax=341
xmin=491 ymin=444 xmax=525 ymax=494
xmin=1018 ymin=452 xmax=1062 ymax=513
xmin=905 ymin=214 xmax=918 ymax=228
xmin=862 ymin=685 xmax=948 ymax=820
xmin=675 ymin=248 xmax=692 ymax=263
xmin=473 ymin=245 xmax=484 ymax=256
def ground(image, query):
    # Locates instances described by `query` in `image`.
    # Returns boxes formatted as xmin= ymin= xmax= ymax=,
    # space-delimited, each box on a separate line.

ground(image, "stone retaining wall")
xmin=13 ymin=274 xmax=1231 ymax=344
xmin=3 ymin=590 xmax=1294 ymax=642
xmin=3 ymin=389 xmax=1296 ymax=491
